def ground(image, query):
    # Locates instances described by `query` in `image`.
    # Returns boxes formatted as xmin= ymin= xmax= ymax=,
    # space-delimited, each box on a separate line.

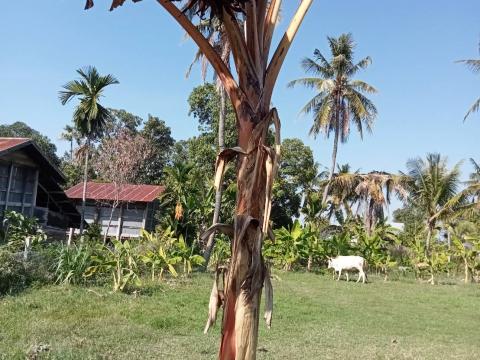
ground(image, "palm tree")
xmin=60 ymin=124 xmax=81 ymax=160
xmin=288 ymin=33 xmax=378 ymax=204
xmin=355 ymin=171 xmax=407 ymax=235
xmin=59 ymin=66 xmax=119 ymax=236
xmin=187 ymin=17 xmax=231 ymax=266
xmin=403 ymin=153 xmax=463 ymax=255
xmin=457 ymin=41 xmax=480 ymax=121
xmin=324 ymin=164 xmax=360 ymax=221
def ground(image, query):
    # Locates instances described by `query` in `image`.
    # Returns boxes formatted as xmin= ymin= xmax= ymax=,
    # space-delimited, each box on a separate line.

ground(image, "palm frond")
xmin=300 ymin=57 xmax=333 ymax=78
xmin=350 ymin=80 xmax=377 ymax=94
xmin=464 ymin=97 xmax=480 ymax=121
xmin=456 ymin=59 xmax=480 ymax=74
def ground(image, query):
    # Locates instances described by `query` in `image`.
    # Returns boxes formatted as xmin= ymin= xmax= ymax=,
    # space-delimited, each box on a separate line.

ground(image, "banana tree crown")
xmin=85 ymin=0 xmax=249 ymax=17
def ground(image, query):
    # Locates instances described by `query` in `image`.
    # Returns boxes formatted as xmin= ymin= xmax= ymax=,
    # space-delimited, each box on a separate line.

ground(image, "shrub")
xmin=83 ymin=223 xmax=102 ymax=243
xmin=1 ymin=210 xmax=46 ymax=252
xmin=0 ymin=250 xmax=28 ymax=295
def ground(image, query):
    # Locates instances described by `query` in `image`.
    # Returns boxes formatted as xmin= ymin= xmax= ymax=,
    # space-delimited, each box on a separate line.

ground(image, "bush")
xmin=0 ymin=250 xmax=28 ymax=295
xmin=83 ymin=223 xmax=102 ymax=243
xmin=24 ymin=246 xmax=58 ymax=286
xmin=1 ymin=210 xmax=46 ymax=252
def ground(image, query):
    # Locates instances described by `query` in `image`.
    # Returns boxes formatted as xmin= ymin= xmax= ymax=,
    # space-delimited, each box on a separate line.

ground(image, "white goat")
xmin=327 ymin=256 xmax=367 ymax=283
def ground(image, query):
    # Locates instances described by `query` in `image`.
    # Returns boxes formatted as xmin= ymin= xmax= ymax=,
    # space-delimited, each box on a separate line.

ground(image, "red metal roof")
xmin=66 ymin=182 xmax=165 ymax=203
xmin=0 ymin=137 xmax=31 ymax=152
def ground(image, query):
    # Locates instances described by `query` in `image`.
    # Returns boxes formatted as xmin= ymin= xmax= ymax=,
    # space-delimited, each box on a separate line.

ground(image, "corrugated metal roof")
xmin=0 ymin=137 xmax=31 ymax=152
xmin=66 ymin=182 xmax=165 ymax=203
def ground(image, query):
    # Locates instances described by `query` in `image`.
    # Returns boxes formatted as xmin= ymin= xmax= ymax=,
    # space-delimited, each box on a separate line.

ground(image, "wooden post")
xmin=141 ymin=203 xmax=148 ymax=232
xmin=67 ymin=227 xmax=74 ymax=246
xmin=4 ymin=162 xmax=14 ymax=211
xmin=30 ymin=169 xmax=39 ymax=217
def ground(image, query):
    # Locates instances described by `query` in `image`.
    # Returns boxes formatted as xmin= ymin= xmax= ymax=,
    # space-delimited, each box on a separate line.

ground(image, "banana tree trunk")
xmin=204 ymin=86 xmax=227 ymax=266
xmin=219 ymin=110 xmax=278 ymax=360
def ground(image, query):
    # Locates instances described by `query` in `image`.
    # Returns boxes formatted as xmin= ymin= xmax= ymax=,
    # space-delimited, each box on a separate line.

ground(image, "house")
xmin=0 ymin=137 xmax=81 ymax=231
xmin=65 ymin=182 xmax=164 ymax=238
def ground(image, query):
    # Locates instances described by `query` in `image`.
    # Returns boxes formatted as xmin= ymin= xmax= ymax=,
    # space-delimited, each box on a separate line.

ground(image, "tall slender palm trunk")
xmin=322 ymin=122 xmax=340 ymax=205
xmin=204 ymin=86 xmax=227 ymax=265
xmin=79 ymin=138 xmax=90 ymax=238
xmin=426 ymin=222 xmax=434 ymax=257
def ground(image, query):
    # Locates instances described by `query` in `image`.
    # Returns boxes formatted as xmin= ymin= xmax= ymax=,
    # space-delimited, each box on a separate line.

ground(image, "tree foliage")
xmin=0 ymin=122 xmax=61 ymax=166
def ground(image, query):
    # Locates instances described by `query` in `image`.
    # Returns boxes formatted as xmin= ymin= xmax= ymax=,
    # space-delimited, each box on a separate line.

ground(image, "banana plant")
xmin=451 ymin=233 xmax=479 ymax=283
xmin=267 ymin=220 xmax=308 ymax=271
xmin=140 ymin=246 xmax=179 ymax=280
xmin=172 ymin=235 xmax=205 ymax=275
xmin=297 ymin=224 xmax=322 ymax=271
xmin=139 ymin=229 xmax=180 ymax=280
xmin=85 ymin=240 xmax=140 ymax=292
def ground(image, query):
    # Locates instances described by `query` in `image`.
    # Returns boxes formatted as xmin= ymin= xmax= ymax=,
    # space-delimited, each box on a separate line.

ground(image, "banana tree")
xmin=265 ymin=220 xmax=307 ymax=271
xmin=85 ymin=239 xmax=140 ymax=292
xmin=84 ymin=1 xmax=314 ymax=358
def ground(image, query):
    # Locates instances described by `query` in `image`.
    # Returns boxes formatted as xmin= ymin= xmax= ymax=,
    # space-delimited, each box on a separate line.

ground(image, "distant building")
xmin=65 ymin=182 xmax=164 ymax=238
xmin=0 ymin=137 xmax=81 ymax=231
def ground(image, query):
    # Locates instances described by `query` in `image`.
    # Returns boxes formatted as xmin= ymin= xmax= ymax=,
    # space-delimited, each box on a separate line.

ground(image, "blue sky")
xmin=1 ymin=0 xmax=479 ymax=183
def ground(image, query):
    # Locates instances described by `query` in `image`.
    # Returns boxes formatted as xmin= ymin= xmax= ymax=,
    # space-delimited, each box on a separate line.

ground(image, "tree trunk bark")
xmin=204 ymin=86 xmax=227 ymax=266
xmin=426 ymin=222 xmax=433 ymax=257
xmin=79 ymin=139 xmax=90 ymax=238
xmin=104 ymin=200 xmax=118 ymax=244
xmin=464 ymin=257 xmax=470 ymax=284
xmin=322 ymin=120 xmax=340 ymax=205
xmin=219 ymin=110 xmax=276 ymax=360
xmin=307 ymin=255 xmax=313 ymax=272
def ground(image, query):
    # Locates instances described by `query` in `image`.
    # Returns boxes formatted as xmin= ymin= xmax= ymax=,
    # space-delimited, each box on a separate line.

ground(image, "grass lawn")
xmin=1 ymin=272 xmax=479 ymax=359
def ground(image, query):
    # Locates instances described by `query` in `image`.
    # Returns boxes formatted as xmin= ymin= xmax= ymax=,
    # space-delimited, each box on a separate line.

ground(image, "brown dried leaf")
xmin=264 ymin=265 xmax=273 ymax=329
xmin=204 ymin=269 xmax=222 ymax=334
xmin=201 ymin=223 xmax=234 ymax=242
xmin=214 ymin=146 xmax=247 ymax=190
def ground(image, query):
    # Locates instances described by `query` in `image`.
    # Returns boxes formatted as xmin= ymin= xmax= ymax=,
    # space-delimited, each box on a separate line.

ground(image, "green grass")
xmin=1 ymin=273 xmax=479 ymax=359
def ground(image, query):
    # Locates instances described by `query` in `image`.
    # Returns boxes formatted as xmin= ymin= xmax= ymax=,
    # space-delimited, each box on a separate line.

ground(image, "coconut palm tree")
xmin=288 ymin=33 xmax=378 ymax=205
xmin=457 ymin=41 xmax=480 ymax=121
xmin=324 ymin=164 xmax=360 ymax=221
xmin=355 ymin=171 xmax=407 ymax=235
xmin=403 ymin=153 xmax=463 ymax=255
xmin=59 ymin=66 xmax=119 ymax=236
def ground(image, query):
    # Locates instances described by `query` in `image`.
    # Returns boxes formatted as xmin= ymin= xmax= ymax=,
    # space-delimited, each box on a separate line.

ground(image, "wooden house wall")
xmin=80 ymin=201 xmax=155 ymax=238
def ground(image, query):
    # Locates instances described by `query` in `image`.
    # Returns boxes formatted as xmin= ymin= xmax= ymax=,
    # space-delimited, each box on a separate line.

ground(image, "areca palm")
xmin=59 ymin=66 xmax=119 ymax=236
xmin=457 ymin=41 xmax=480 ymax=121
xmin=403 ymin=153 xmax=463 ymax=254
xmin=288 ymin=33 xmax=377 ymax=204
